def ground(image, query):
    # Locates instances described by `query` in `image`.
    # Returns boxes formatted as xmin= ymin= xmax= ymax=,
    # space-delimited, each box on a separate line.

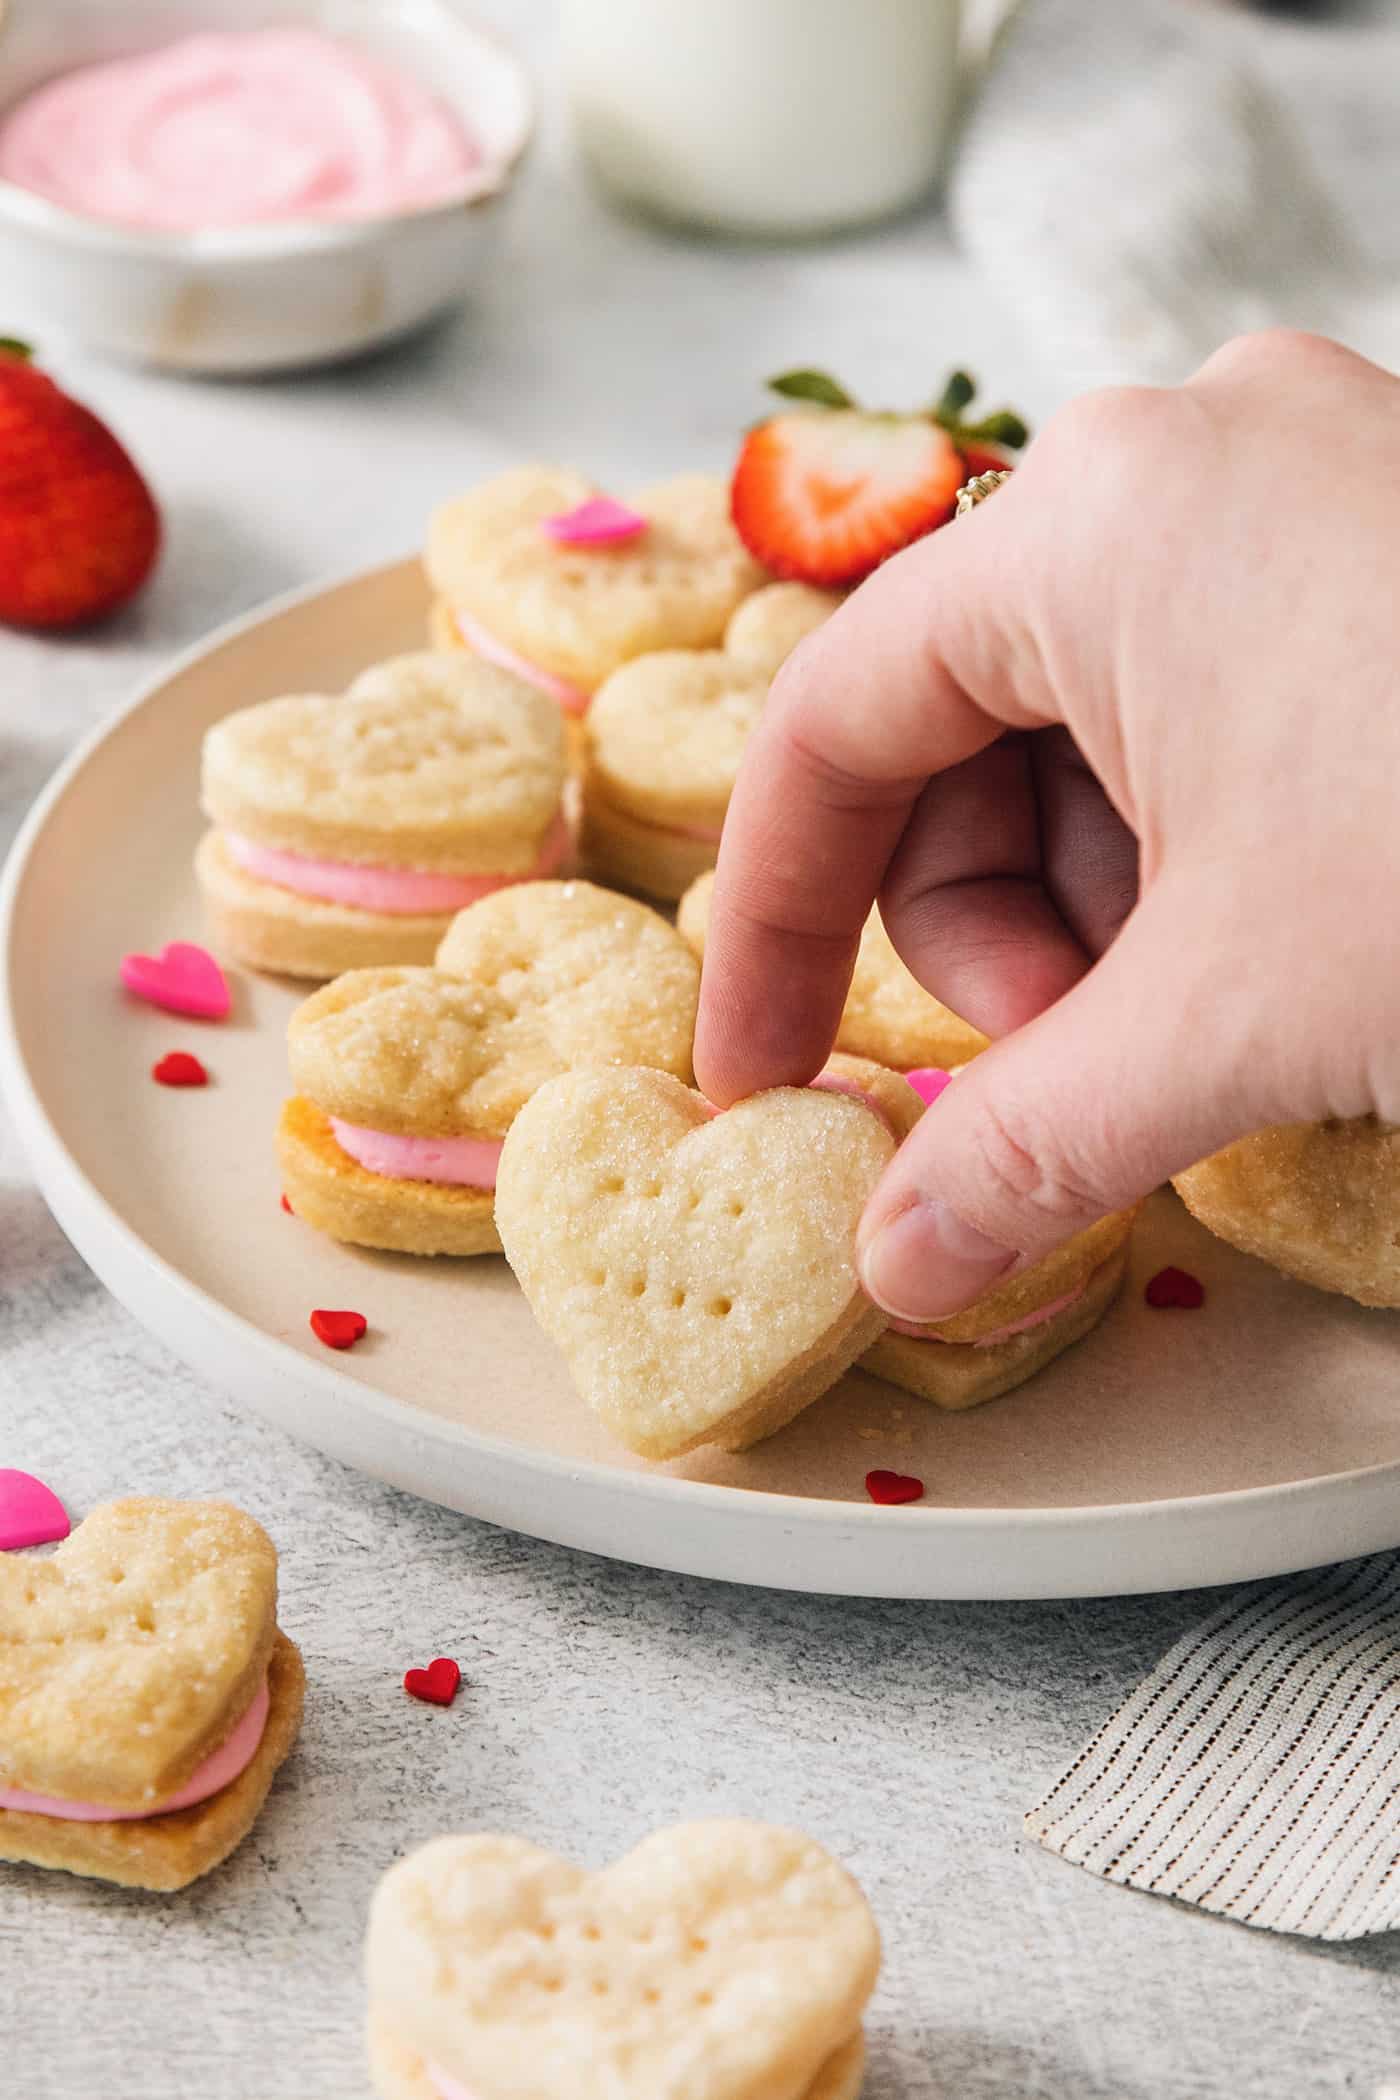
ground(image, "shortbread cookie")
xmin=863 ymin=1208 xmax=1136 ymax=1411
xmin=496 ymin=1066 xmax=897 ymax=1458
xmin=425 ymin=467 xmax=768 ymax=716
xmin=198 ymin=652 xmax=568 ymax=980
xmin=580 ymin=584 xmax=839 ymax=901
xmin=280 ymin=882 xmax=700 ymax=1257
xmin=679 ymin=869 xmax=989 ymax=1069
xmin=366 ymin=1821 xmax=880 ymax=2100
xmin=0 ymin=1499 xmax=303 ymax=1890
xmin=1174 ymin=1117 xmax=1400 ymax=1308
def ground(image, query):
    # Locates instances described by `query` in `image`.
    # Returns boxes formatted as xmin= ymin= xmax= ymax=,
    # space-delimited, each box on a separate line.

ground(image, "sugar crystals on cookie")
xmin=197 ymin=652 xmax=568 ymax=981
xmin=0 ymin=1499 xmax=303 ymax=1890
xmin=366 ymin=1820 xmax=880 ymax=2100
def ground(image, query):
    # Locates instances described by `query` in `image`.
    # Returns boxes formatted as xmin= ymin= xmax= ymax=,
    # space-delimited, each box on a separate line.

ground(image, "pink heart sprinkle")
xmin=121 ymin=942 xmax=230 ymax=1021
xmin=905 ymin=1068 xmax=953 ymax=1108
xmin=540 ymin=497 xmax=648 ymax=547
xmin=0 ymin=1470 xmax=70 ymax=1551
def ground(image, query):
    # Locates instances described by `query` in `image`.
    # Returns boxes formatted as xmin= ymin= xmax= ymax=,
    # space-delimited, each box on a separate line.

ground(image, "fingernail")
xmin=859 ymin=1199 xmax=1017 ymax=1322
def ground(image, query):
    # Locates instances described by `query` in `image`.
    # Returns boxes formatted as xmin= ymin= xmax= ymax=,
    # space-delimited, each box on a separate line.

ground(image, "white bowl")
xmin=0 ymin=0 xmax=534 ymax=373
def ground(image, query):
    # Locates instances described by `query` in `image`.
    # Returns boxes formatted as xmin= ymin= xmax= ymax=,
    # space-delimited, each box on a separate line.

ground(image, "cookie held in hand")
xmin=0 ymin=1499 xmax=303 ymax=1890
xmin=366 ymin=1820 xmax=880 ymax=2100
xmin=495 ymin=1063 xmax=899 ymax=1458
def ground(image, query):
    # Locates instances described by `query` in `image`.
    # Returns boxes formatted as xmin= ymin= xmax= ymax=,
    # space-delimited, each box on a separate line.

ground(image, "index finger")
xmin=693 ymin=496 xmax=1051 ymax=1105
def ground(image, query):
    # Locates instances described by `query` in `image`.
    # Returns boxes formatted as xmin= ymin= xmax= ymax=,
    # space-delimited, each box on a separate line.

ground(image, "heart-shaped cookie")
xmin=0 ymin=1500 xmax=275 ymax=1809
xmin=280 ymin=881 xmax=700 ymax=1257
xmin=366 ymin=1821 xmax=880 ymax=2100
xmin=426 ymin=467 xmax=768 ymax=707
xmin=495 ymin=1066 xmax=895 ymax=1458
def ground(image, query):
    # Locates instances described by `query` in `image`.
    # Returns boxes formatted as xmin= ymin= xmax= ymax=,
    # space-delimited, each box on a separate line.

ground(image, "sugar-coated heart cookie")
xmin=495 ymin=1065 xmax=897 ymax=1458
xmin=580 ymin=583 xmax=840 ymax=902
xmin=0 ymin=1499 xmax=303 ymax=1890
xmin=678 ymin=870 xmax=989 ymax=1070
xmin=198 ymin=652 xmax=568 ymax=981
xmin=1174 ymin=1116 xmax=1400 ymax=1308
xmin=425 ymin=467 xmax=768 ymax=715
xmin=366 ymin=1821 xmax=880 ymax=2100
xmin=280 ymin=881 xmax=701 ymax=1257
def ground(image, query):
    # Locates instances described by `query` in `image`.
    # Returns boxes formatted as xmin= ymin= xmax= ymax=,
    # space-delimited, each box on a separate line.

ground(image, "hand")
xmin=694 ymin=331 xmax=1400 ymax=1323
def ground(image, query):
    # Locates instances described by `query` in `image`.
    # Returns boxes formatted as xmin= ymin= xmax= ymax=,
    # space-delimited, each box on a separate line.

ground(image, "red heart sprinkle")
xmin=1145 ymin=1266 xmax=1206 ymax=1311
xmin=152 ymin=1051 xmax=208 ymax=1087
xmin=281 ymin=1193 xmax=294 ymax=1215
xmin=404 ymin=1657 xmax=461 ymax=1706
xmin=865 ymin=1469 xmax=924 ymax=1506
xmin=310 ymin=1308 xmax=367 ymax=1350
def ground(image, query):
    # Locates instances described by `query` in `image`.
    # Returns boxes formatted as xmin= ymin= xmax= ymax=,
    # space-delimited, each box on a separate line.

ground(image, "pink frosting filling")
xmin=0 ymin=1675 xmax=269 ymax=1823
xmin=887 ymin=1281 xmax=1088 ymax=1346
xmin=330 ymin=1119 xmax=503 ymax=1189
xmin=226 ymin=810 xmax=568 ymax=916
xmin=430 ymin=2069 xmax=478 ymax=2100
xmin=453 ymin=607 xmax=592 ymax=718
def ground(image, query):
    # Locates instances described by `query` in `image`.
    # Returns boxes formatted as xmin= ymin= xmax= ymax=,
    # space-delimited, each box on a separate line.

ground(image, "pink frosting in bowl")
xmin=0 ymin=30 xmax=484 ymax=233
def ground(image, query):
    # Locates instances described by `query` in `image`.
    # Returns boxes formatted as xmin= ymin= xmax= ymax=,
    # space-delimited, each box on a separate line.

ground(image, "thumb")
xmin=856 ymin=887 xmax=1282 ymax=1322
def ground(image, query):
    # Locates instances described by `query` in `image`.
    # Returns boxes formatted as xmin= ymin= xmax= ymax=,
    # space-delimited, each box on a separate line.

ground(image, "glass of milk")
xmin=560 ymin=0 xmax=967 ymax=237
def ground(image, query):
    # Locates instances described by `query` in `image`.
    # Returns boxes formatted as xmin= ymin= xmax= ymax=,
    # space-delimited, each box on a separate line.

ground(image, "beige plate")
xmin=6 ymin=559 xmax=1400 ymax=1599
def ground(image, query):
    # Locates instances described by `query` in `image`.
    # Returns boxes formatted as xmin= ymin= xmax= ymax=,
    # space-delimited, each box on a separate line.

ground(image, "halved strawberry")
xmin=730 ymin=368 xmax=1027 ymax=588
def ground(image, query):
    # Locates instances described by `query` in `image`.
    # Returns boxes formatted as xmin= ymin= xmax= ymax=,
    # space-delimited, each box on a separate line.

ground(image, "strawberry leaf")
xmin=932 ymin=370 xmax=976 ymax=424
xmin=959 ymin=409 xmax=1030 ymax=450
xmin=0 ymin=337 xmax=33 ymax=362
xmin=767 ymin=369 xmax=856 ymax=410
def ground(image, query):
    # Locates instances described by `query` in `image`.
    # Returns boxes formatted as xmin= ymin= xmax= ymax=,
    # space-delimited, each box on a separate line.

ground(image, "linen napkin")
xmin=951 ymin=0 xmax=1400 ymax=391
xmin=1026 ymin=1552 xmax=1400 ymax=1939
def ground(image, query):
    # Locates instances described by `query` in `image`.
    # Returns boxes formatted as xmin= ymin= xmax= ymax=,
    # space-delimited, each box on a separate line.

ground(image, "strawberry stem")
xmin=933 ymin=370 xmax=976 ymax=422
xmin=767 ymin=368 xmax=857 ymax=410
xmin=932 ymin=369 xmax=1029 ymax=452
xmin=0 ymin=337 xmax=33 ymax=362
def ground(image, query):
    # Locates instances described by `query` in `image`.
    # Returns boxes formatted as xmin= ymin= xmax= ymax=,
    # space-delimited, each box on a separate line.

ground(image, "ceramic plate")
xmin=6 ymin=558 xmax=1400 ymax=1599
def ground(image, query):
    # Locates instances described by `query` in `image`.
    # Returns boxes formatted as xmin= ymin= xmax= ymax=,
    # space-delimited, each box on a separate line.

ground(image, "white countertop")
xmin=3 ymin=6 xmax=1399 ymax=2094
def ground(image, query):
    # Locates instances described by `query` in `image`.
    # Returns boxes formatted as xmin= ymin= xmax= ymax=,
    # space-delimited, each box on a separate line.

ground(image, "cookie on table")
xmin=280 ymin=880 xmax=701 ymax=1258
xmin=197 ymin=652 xmax=568 ymax=981
xmin=495 ymin=1054 xmax=908 ymax=1459
xmin=366 ymin=1820 xmax=880 ymax=2100
xmin=0 ymin=1499 xmax=303 ymax=1891
xmin=580 ymin=582 xmax=840 ymax=902
xmin=678 ymin=869 xmax=989 ymax=1070
xmin=863 ymin=1201 xmax=1137 ymax=1411
xmin=424 ymin=466 xmax=768 ymax=719
xmin=1173 ymin=1116 xmax=1400 ymax=1307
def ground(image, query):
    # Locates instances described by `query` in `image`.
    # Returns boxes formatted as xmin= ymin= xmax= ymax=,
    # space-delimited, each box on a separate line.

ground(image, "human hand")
xmin=694 ymin=331 xmax=1400 ymax=1323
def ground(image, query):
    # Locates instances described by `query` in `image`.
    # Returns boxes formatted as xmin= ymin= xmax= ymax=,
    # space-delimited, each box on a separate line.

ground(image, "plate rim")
xmin=5 ymin=552 xmax=1400 ymax=1597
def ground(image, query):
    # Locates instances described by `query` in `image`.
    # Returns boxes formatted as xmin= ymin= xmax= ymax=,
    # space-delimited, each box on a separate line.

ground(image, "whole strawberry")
xmin=730 ymin=367 xmax=1028 ymax=588
xmin=0 ymin=339 xmax=160 ymax=629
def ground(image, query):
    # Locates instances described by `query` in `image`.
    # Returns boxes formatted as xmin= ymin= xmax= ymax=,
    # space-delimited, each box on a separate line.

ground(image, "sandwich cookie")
xmin=580 ymin=583 xmax=841 ymax=901
xmin=0 ymin=1499 xmax=303 ymax=1890
xmin=495 ymin=1055 xmax=906 ymax=1459
xmin=198 ymin=652 xmax=568 ymax=981
xmin=280 ymin=880 xmax=701 ymax=1257
xmin=678 ymin=869 xmax=989 ymax=1071
xmin=366 ymin=1820 xmax=880 ymax=2100
xmin=425 ymin=467 xmax=767 ymax=718
xmin=1174 ymin=1116 xmax=1400 ymax=1308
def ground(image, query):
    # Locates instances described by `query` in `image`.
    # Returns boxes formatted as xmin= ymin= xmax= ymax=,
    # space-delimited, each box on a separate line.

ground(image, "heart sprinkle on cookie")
xmin=0 ymin=1468 xmax=70 ymax=1550
xmin=403 ymin=1657 xmax=461 ymax=1706
xmin=152 ymin=1050 xmax=209 ymax=1087
xmin=865 ymin=1469 xmax=924 ymax=1506
xmin=541 ymin=496 xmax=648 ymax=546
xmin=1145 ymin=1266 xmax=1206 ymax=1311
xmin=120 ymin=941 xmax=230 ymax=1020
xmin=310 ymin=1308 xmax=368 ymax=1350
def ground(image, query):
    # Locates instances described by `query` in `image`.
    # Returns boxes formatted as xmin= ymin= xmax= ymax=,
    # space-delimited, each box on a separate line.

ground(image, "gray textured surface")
xmin=3 ymin=4 xmax=1400 ymax=2093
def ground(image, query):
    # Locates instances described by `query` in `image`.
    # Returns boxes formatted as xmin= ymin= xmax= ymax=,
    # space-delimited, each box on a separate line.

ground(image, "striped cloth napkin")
xmin=1026 ymin=1554 xmax=1400 ymax=1938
